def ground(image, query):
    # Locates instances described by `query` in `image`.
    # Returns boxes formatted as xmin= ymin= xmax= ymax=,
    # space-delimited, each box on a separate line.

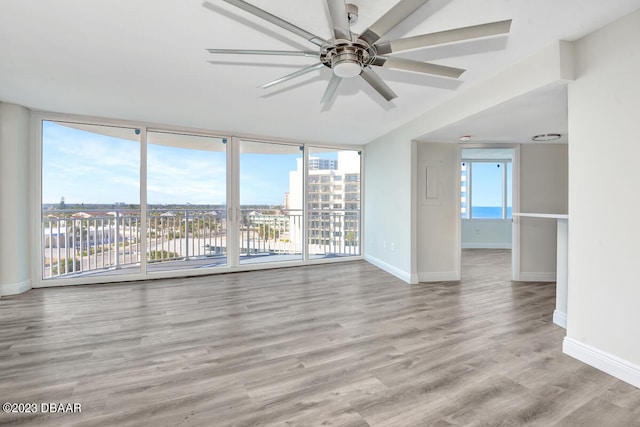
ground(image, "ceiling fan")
xmin=203 ymin=0 xmax=511 ymax=104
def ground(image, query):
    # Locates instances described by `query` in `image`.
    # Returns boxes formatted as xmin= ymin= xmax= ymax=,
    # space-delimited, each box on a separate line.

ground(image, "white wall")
xmin=461 ymin=220 xmax=512 ymax=249
xmin=396 ymin=41 xmax=574 ymax=142
xmin=564 ymin=9 xmax=640 ymax=387
xmin=362 ymin=41 xmax=573 ymax=285
xmin=364 ymin=133 xmax=416 ymax=283
xmin=517 ymin=143 xmax=568 ymax=281
xmin=416 ymin=142 xmax=459 ymax=281
xmin=415 ymin=142 xmax=567 ymax=282
xmin=0 ymin=103 xmax=32 ymax=296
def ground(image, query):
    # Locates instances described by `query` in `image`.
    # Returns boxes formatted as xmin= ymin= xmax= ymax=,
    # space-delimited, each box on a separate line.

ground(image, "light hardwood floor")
xmin=1 ymin=249 xmax=639 ymax=426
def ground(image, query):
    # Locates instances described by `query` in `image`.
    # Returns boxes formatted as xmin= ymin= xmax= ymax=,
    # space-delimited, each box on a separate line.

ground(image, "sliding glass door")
xmin=239 ymin=140 xmax=303 ymax=264
xmin=41 ymin=121 xmax=141 ymax=279
xmin=147 ymin=131 xmax=227 ymax=272
xmin=307 ymin=148 xmax=361 ymax=259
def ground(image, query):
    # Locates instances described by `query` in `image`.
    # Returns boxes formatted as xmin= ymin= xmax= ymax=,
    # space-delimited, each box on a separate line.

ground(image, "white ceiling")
xmin=1 ymin=0 xmax=639 ymax=145
xmin=419 ymin=81 xmax=569 ymax=144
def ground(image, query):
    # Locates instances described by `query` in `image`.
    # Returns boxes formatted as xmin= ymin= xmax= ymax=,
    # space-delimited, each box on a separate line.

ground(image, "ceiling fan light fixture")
xmin=332 ymin=52 xmax=363 ymax=78
xmin=333 ymin=61 xmax=362 ymax=78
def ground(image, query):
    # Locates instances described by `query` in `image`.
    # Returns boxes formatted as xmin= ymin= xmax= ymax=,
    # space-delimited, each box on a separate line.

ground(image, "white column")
xmin=0 ymin=103 xmax=32 ymax=296
xmin=513 ymin=213 xmax=569 ymax=328
xmin=554 ymin=218 xmax=569 ymax=328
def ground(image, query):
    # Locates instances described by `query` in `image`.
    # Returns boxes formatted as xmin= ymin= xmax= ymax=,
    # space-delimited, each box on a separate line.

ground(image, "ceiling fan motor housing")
xmin=332 ymin=47 xmax=363 ymax=77
xmin=321 ymin=40 xmax=375 ymax=78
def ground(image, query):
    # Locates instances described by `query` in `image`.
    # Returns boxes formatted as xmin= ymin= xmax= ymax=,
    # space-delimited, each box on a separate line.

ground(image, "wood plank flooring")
xmin=1 ymin=249 xmax=639 ymax=426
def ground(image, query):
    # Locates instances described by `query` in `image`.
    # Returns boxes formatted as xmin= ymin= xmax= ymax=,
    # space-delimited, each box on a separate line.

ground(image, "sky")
xmin=42 ymin=120 xmax=507 ymax=208
xmin=240 ymin=153 xmax=299 ymax=205
xmin=42 ymin=121 xmax=141 ymax=205
xmin=42 ymin=121 xmax=334 ymax=206
xmin=470 ymin=162 xmax=511 ymax=207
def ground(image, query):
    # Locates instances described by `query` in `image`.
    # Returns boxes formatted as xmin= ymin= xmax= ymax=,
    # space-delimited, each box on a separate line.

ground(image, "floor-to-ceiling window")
xmin=239 ymin=140 xmax=302 ymax=264
xmin=41 ymin=121 xmax=141 ymax=279
xmin=39 ymin=116 xmax=363 ymax=284
xmin=147 ymin=131 xmax=227 ymax=272
xmin=307 ymin=147 xmax=361 ymax=259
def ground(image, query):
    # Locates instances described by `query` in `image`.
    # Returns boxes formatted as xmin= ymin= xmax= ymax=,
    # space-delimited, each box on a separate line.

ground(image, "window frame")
xmin=461 ymin=159 xmax=512 ymax=220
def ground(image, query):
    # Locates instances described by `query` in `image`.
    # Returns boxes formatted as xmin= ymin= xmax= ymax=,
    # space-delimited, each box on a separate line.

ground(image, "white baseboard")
xmin=563 ymin=337 xmax=640 ymax=389
xmin=0 ymin=278 xmax=32 ymax=296
xmin=518 ymin=272 xmax=556 ymax=282
xmin=553 ymin=310 xmax=567 ymax=329
xmin=461 ymin=243 xmax=512 ymax=249
xmin=364 ymin=255 xmax=416 ymax=284
xmin=418 ymin=271 xmax=460 ymax=282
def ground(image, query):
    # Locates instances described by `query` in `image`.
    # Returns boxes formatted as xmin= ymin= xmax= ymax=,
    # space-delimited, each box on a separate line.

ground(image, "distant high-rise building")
xmin=288 ymin=152 xmax=360 ymax=254
xmin=308 ymin=157 xmax=338 ymax=171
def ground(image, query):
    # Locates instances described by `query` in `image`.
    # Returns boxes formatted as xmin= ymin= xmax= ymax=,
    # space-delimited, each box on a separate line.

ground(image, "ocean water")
xmin=471 ymin=206 xmax=512 ymax=218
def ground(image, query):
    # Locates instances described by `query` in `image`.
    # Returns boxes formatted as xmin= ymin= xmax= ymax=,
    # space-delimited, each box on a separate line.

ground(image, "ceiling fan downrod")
xmin=346 ymin=4 xmax=358 ymax=25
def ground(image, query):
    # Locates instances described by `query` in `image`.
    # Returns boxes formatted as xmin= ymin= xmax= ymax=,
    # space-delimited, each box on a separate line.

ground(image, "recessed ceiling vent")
xmin=532 ymin=133 xmax=561 ymax=142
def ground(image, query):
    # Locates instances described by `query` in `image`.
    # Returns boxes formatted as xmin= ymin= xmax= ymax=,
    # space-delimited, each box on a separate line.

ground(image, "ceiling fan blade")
xmin=207 ymin=48 xmax=318 ymax=57
xmin=373 ymin=56 xmax=465 ymax=78
xmin=359 ymin=0 xmax=430 ymax=45
xmin=360 ymin=67 xmax=397 ymax=101
xmin=375 ymin=20 xmax=512 ymax=55
xmin=260 ymin=63 xmax=325 ymax=89
xmin=326 ymin=0 xmax=352 ymax=40
xmin=321 ymin=74 xmax=342 ymax=104
xmin=205 ymin=1 xmax=327 ymax=47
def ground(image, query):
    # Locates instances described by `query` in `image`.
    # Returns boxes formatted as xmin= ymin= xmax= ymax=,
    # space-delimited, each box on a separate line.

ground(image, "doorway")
xmin=459 ymin=147 xmax=515 ymax=280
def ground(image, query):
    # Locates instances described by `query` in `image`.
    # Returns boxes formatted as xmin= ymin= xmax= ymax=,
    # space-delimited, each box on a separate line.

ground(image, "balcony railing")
xmin=240 ymin=209 xmax=301 ymax=258
xmin=307 ymin=210 xmax=360 ymax=257
xmin=42 ymin=210 xmax=142 ymax=279
xmin=147 ymin=208 xmax=227 ymax=262
xmin=41 ymin=208 xmax=360 ymax=279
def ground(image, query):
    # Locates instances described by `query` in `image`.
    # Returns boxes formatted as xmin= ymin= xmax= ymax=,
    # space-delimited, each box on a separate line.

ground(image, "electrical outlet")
xmin=391 ymin=243 xmax=395 ymax=252
xmin=383 ymin=240 xmax=386 ymax=248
